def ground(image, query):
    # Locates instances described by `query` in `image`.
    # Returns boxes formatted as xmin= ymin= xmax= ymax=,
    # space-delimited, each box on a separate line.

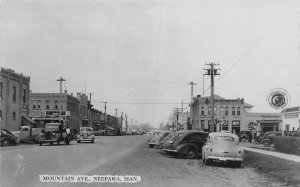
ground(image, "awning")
xmin=22 ymin=116 xmax=35 ymax=124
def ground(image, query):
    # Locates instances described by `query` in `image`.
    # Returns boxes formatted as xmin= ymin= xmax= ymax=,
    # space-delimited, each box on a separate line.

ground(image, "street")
xmin=0 ymin=135 xmax=282 ymax=187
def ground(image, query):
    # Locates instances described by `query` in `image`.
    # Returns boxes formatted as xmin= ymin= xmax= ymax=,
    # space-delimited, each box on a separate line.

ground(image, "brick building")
xmin=0 ymin=68 xmax=31 ymax=131
xmin=29 ymin=91 xmax=80 ymax=130
xmin=191 ymin=94 xmax=282 ymax=133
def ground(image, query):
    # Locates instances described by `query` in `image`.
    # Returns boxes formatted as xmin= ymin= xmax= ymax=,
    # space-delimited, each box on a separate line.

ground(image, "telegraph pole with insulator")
xmin=188 ymin=81 xmax=196 ymax=130
xmin=204 ymin=63 xmax=220 ymax=132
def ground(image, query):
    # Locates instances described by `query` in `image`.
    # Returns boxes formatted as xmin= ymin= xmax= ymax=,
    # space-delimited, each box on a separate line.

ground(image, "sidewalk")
xmin=240 ymin=142 xmax=300 ymax=163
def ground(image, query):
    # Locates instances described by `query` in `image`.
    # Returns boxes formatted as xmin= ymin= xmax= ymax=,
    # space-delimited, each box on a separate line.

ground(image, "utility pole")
xmin=87 ymin=93 xmax=93 ymax=127
xmin=181 ymin=100 xmax=184 ymax=130
xmin=188 ymin=81 xmax=196 ymax=130
xmin=125 ymin=114 xmax=128 ymax=131
xmin=173 ymin=108 xmax=180 ymax=131
xmin=121 ymin=112 xmax=123 ymax=129
xmin=103 ymin=102 xmax=107 ymax=128
xmin=204 ymin=63 xmax=220 ymax=132
xmin=57 ymin=77 xmax=66 ymax=94
xmin=115 ymin=108 xmax=118 ymax=117
xmin=57 ymin=77 xmax=66 ymax=125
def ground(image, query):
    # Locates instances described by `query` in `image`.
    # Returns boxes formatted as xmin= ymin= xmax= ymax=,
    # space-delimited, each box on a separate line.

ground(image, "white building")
xmin=281 ymin=106 xmax=300 ymax=131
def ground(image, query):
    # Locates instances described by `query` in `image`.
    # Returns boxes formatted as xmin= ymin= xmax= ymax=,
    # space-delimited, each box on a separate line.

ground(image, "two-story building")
xmin=191 ymin=94 xmax=282 ymax=133
xmin=0 ymin=68 xmax=31 ymax=131
xmin=29 ymin=91 xmax=80 ymax=130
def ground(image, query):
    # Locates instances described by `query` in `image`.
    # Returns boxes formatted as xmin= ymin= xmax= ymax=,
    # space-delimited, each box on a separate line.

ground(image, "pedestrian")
xmin=248 ymin=132 xmax=253 ymax=143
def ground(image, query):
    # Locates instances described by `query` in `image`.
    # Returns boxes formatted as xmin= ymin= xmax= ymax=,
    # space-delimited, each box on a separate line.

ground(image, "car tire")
xmin=186 ymin=147 xmax=197 ymax=159
xmin=91 ymin=139 xmax=94 ymax=143
xmin=1 ymin=139 xmax=10 ymax=146
xmin=149 ymin=144 xmax=154 ymax=148
xmin=263 ymin=140 xmax=271 ymax=147
xmin=77 ymin=140 xmax=80 ymax=143
xmin=240 ymin=137 xmax=248 ymax=142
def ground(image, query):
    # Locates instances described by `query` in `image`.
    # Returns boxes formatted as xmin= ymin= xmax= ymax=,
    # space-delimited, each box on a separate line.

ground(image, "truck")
xmin=12 ymin=126 xmax=44 ymax=143
xmin=38 ymin=123 xmax=71 ymax=146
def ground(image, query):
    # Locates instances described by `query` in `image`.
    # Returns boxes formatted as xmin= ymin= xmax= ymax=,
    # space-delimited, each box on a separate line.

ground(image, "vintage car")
xmin=77 ymin=127 xmax=95 ymax=143
xmin=148 ymin=131 xmax=170 ymax=148
xmin=162 ymin=130 xmax=209 ymax=159
xmin=238 ymin=131 xmax=253 ymax=142
xmin=38 ymin=123 xmax=71 ymax=146
xmin=260 ymin=131 xmax=283 ymax=147
xmin=202 ymin=131 xmax=244 ymax=167
xmin=1 ymin=129 xmax=20 ymax=146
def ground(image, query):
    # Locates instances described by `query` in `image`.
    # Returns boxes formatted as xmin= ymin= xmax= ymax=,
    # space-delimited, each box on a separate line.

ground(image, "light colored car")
xmin=148 ymin=131 xmax=170 ymax=148
xmin=77 ymin=127 xmax=95 ymax=143
xmin=202 ymin=131 xmax=244 ymax=167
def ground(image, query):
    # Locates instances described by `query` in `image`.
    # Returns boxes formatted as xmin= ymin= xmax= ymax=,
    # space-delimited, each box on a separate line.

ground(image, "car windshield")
xmin=215 ymin=136 xmax=235 ymax=142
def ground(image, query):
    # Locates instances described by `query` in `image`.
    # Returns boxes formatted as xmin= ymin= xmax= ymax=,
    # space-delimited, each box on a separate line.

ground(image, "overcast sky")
xmin=1 ymin=0 xmax=300 ymax=127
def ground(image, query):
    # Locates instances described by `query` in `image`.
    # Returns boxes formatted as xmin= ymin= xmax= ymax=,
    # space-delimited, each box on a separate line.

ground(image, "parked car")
xmin=0 ymin=129 xmax=20 ymax=146
xmin=77 ymin=127 xmax=95 ymax=143
xmin=237 ymin=131 xmax=253 ymax=142
xmin=260 ymin=131 xmax=283 ymax=147
xmin=105 ymin=129 xmax=121 ymax=136
xmin=148 ymin=130 xmax=164 ymax=147
xmin=163 ymin=130 xmax=209 ymax=159
xmin=12 ymin=126 xmax=44 ymax=143
xmin=148 ymin=131 xmax=170 ymax=148
xmin=38 ymin=123 xmax=71 ymax=146
xmin=202 ymin=131 xmax=244 ymax=167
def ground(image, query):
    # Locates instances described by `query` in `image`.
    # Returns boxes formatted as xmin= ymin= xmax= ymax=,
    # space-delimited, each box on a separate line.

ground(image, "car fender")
xmin=177 ymin=143 xmax=198 ymax=154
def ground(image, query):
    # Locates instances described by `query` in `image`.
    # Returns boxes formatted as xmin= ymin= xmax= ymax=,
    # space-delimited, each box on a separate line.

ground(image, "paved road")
xmin=0 ymin=135 xmax=281 ymax=187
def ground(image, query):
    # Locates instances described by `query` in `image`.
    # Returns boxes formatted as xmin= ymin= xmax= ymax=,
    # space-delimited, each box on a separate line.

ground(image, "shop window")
xmin=13 ymin=86 xmax=17 ymax=102
xmin=232 ymin=120 xmax=240 ymax=134
xmin=201 ymin=120 xmax=205 ymax=129
xmin=232 ymin=107 xmax=235 ymax=115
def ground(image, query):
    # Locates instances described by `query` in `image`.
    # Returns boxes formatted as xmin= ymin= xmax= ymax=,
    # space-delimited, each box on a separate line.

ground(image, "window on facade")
xmin=12 ymin=112 xmax=16 ymax=120
xmin=38 ymin=100 xmax=41 ymax=109
xmin=0 ymin=82 xmax=2 ymax=101
xmin=13 ymin=86 xmax=17 ymax=102
xmin=225 ymin=107 xmax=228 ymax=115
xmin=232 ymin=107 xmax=235 ymax=115
xmin=201 ymin=120 xmax=205 ymax=129
xmin=46 ymin=100 xmax=50 ymax=110
xmin=201 ymin=107 xmax=204 ymax=115
xmin=61 ymin=105 xmax=63 ymax=109
xmin=220 ymin=107 xmax=224 ymax=116
xmin=23 ymin=89 xmax=26 ymax=103
xmin=237 ymin=107 xmax=240 ymax=115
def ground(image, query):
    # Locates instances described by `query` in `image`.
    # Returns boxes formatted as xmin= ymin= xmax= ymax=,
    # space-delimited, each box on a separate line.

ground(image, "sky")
xmin=1 ymin=0 xmax=300 ymax=127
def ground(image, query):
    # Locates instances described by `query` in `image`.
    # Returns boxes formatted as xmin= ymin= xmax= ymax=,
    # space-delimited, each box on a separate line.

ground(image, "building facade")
xmin=0 ymin=68 xmax=30 ymax=131
xmin=29 ymin=91 xmax=80 ymax=130
xmin=77 ymin=92 xmax=89 ymax=127
xmin=281 ymin=106 xmax=300 ymax=131
xmin=191 ymin=94 xmax=282 ymax=133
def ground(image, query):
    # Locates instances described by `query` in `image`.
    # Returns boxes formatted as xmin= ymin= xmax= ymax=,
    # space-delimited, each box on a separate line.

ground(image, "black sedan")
xmin=163 ymin=130 xmax=209 ymax=159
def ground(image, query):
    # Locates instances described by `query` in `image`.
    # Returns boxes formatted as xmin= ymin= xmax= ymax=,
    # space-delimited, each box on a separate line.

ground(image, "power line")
xmin=94 ymin=101 xmax=190 ymax=105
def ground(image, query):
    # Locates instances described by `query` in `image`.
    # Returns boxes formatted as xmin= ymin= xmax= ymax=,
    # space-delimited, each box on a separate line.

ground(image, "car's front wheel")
xmin=186 ymin=147 xmax=197 ymax=159
xmin=1 ymin=139 xmax=10 ymax=146
xmin=263 ymin=139 xmax=271 ymax=147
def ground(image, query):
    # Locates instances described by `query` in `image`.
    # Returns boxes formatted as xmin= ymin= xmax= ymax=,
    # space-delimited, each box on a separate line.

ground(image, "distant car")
xmin=163 ymin=130 xmax=209 ymax=159
xmin=77 ymin=127 xmax=95 ymax=143
xmin=148 ymin=130 xmax=164 ymax=147
xmin=202 ymin=132 xmax=244 ymax=167
xmin=136 ymin=131 xmax=143 ymax=135
xmin=0 ymin=129 xmax=20 ymax=146
xmin=260 ymin=131 xmax=283 ymax=147
xmin=238 ymin=131 xmax=253 ymax=142
xmin=148 ymin=131 xmax=170 ymax=148
xmin=105 ymin=129 xmax=121 ymax=136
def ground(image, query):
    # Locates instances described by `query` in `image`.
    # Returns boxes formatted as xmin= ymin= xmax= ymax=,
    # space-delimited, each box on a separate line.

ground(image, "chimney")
xmin=64 ymin=90 xmax=67 ymax=94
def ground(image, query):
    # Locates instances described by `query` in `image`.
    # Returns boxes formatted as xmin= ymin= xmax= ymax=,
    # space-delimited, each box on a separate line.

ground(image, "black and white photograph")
xmin=1 ymin=0 xmax=300 ymax=186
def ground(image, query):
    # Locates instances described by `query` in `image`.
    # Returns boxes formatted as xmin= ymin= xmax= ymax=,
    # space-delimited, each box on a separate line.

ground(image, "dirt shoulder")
xmin=244 ymin=150 xmax=300 ymax=186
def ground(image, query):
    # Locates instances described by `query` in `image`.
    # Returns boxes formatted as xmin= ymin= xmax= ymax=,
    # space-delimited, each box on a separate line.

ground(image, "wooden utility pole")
xmin=57 ymin=77 xmax=66 ymax=94
xmin=103 ymin=102 xmax=107 ymax=128
xmin=188 ymin=82 xmax=196 ymax=130
xmin=204 ymin=63 xmax=220 ymax=132
xmin=87 ymin=93 xmax=93 ymax=127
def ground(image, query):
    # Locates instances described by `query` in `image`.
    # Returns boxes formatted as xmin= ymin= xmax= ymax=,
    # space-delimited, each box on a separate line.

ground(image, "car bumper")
xmin=207 ymin=156 xmax=243 ymax=162
xmin=78 ymin=137 xmax=94 ymax=141
xmin=162 ymin=148 xmax=178 ymax=153
xmin=148 ymin=142 xmax=160 ymax=146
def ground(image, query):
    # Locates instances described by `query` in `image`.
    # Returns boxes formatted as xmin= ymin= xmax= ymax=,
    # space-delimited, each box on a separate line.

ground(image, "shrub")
xmin=273 ymin=136 xmax=300 ymax=155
